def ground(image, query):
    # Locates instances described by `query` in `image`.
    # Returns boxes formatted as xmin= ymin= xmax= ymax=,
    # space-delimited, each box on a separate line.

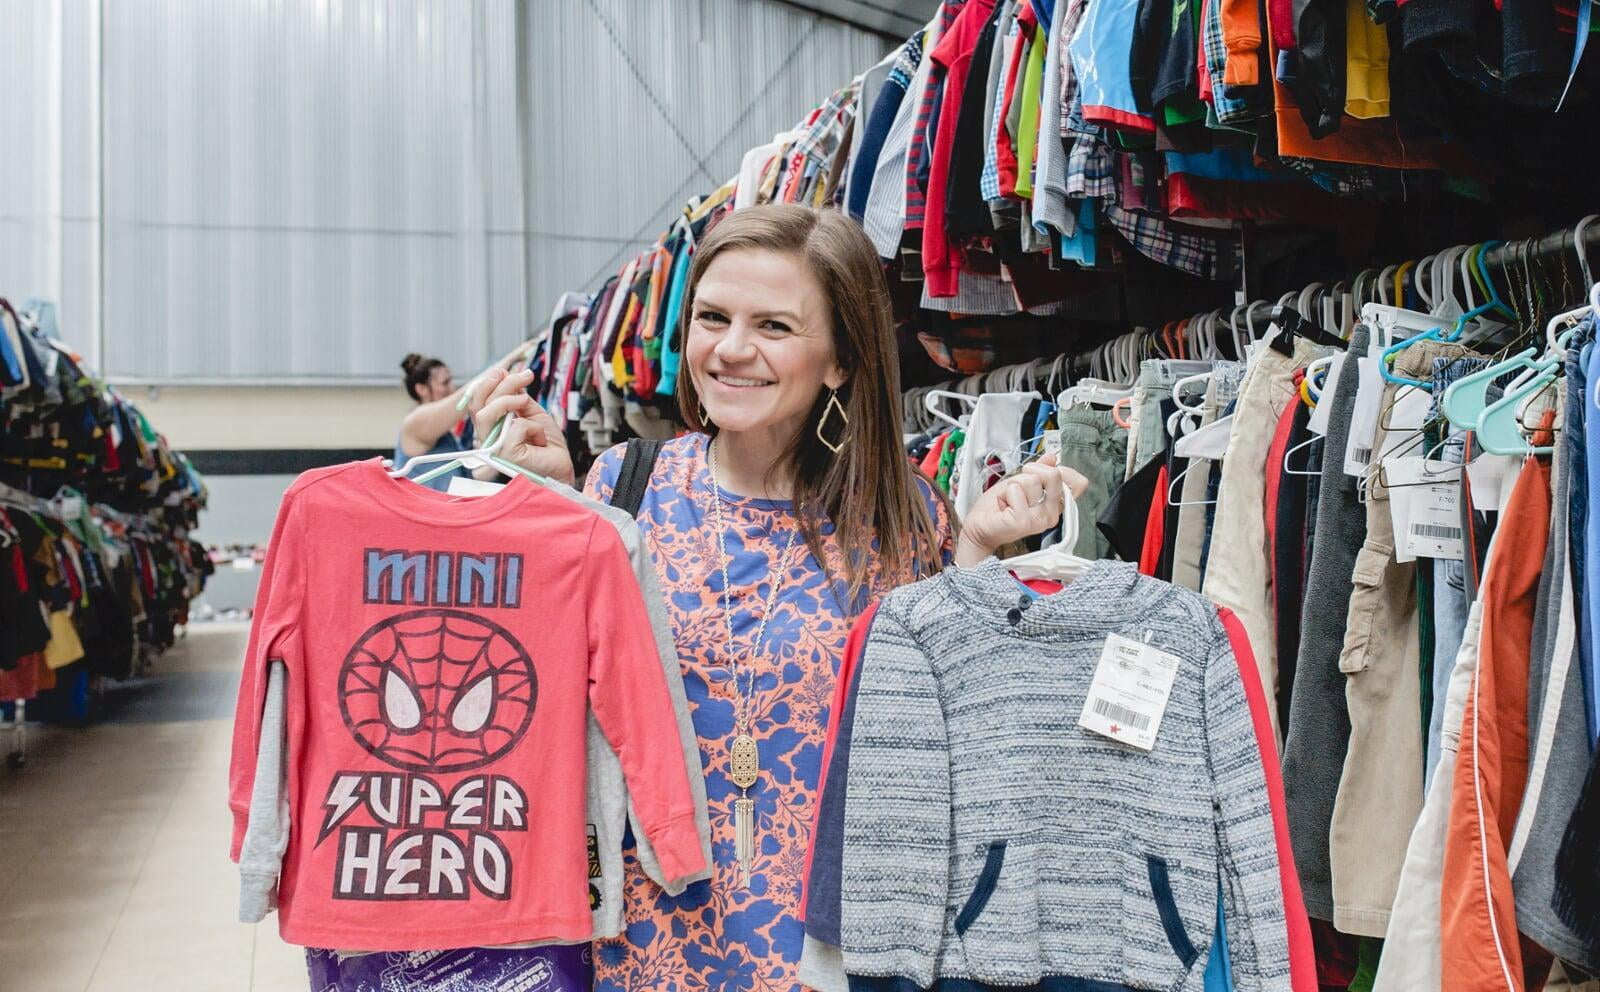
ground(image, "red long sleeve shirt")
xmin=227 ymin=460 xmax=705 ymax=950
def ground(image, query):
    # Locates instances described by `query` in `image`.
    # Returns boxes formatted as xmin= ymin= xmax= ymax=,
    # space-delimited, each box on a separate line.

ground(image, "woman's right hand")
xmin=468 ymin=368 xmax=577 ymax=487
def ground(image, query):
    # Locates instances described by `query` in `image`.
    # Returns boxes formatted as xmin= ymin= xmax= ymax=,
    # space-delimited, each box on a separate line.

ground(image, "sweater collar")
xmin=941 ymin=556 xmax=1175 ymax=639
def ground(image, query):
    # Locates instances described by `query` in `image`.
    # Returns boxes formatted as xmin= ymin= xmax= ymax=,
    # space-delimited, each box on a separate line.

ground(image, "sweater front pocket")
xmin=1121 ymin=852 xmax=1203 ymax=987
xmin=956 ymin=837 xmax=1042 ymax=984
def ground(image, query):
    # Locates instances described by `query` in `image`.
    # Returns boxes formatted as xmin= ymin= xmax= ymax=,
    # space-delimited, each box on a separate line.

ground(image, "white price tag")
xmin=1388 ymin=384 xmax=1433 ymax=432
xmin=1384 ymin=457 xmax=1465 ymax=561
xmin=58 ymin=495 xmax=84 ymax=520
xmin=1306 ymin=353 xmax=1346 ymax=437
xmin=231 ymin=557 xmax=256 ymax=571
xmin=566 ymin=392 xmax=583 ymax=422
xmin=1343 ymin=357 xmax=1382 ymax=477
xmin=1467 ymin=454 xmax=1517 ymax=512
xmin=1078 ymin=634 xmax=1180 ymax=751
xmin=446 ymin=477 xmax=506 ymax=497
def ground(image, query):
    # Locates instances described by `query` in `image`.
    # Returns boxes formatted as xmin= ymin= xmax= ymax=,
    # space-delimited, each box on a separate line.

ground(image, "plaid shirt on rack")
xmin=905 ymin=0 xmax=965 ymax=231
xmin=1281 ymin=157 xmax=1420 ymax=199
xmin=1104 ymin=203 xmax=1235 ymax=280
xmin=1064 ymin=129 xmax=1117 ymax=199
xmin=788 ymin=81 xmax=860 ymax=170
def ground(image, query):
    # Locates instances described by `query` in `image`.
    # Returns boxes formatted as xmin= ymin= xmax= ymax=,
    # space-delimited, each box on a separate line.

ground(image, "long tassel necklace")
xmin=707 ymin=439 xmax=799 ymax=889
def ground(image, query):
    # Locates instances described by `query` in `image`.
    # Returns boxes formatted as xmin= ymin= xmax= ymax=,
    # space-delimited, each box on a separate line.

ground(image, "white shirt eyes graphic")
xmin=383 ymin=667 xmax=423 ymax=731
xmin=448 ymin=674 xmax=496 ymax=734
xmin=381 ymin=666 xmax=496 ymax=735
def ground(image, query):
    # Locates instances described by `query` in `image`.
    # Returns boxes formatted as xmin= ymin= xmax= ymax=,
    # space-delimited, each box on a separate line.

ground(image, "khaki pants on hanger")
xmin=1329 ymin=340 xmax=1470 ymax=938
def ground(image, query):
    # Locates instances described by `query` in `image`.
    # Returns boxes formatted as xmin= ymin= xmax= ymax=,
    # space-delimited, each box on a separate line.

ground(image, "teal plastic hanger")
xmin=1476 ymin=368 xmax=1557 ymax=456
xmin=1379 ymin=243 xmax=1512 ymax=388
xmin=1440 ymin=347 xmax=1540 ymax=430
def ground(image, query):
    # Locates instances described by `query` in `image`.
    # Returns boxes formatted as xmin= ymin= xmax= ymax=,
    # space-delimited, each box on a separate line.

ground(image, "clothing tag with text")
xmin=1079 ymin=634 xmax=1180 ymax=751
xmin=1384 ymin=457 xmax=1464 ymax=561
xmin=1343 ymin=357 xmax=1383 ymax=476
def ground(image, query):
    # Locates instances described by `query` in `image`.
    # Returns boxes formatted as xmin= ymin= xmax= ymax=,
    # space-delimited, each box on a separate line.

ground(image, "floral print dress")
xmin=583 ymin=433 xmax=950 ymax=992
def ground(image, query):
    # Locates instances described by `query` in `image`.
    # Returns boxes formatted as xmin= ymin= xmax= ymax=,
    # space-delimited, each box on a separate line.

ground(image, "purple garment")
xmin=304 ymin=945 xmax=591 ymax=992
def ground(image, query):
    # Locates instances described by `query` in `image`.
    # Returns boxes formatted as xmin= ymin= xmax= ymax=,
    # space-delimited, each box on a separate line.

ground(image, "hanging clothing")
xmin=1202 ymin=337 xmax=1328 ymax=746
xmin=823 ymin=558 xmax=1291 ymax=990
xmin=1439 ymin=453 xmax=1553 ymax=992
xmin=227 ymin=461 xmax=707 ymax=950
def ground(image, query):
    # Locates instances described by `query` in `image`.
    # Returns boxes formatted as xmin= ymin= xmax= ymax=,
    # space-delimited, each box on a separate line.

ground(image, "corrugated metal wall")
xmin=519 ymin=0 xmax=888 ymax=345
xmin=0 ymin=0 xmax=101 ymax=362
xmin=1 ymin=0 xmax=892 ymax=383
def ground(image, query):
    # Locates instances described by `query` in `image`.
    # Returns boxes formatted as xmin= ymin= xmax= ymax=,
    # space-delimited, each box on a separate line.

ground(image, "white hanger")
xmin=1230 ymin=305 xmax=1250 ymax=358
xmin=924 ymin=389 xmax=980 ymax=429
xmin=1059 ymin=377 xmax=1133 ymax=410
xmin=1001 ymin=493 xmax=1093 ymax=583
xmin=1546 ymin=303 xmax=1591 ymax=359
xmin=388 ymin=412 xmax=519 ymax=483
xmin=1377 ymin=265 xmax=1398 ymax=306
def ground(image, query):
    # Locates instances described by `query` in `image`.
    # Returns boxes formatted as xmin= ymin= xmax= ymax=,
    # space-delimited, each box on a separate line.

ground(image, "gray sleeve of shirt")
xmin=624 ymin=522 xmax=713 ymax=894
xmin=238 ymin=660 xmax=289 ymax=924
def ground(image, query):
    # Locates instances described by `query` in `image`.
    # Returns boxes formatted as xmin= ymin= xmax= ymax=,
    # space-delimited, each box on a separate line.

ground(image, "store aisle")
xmin=0 ymin=624 xmax=306 ymax=992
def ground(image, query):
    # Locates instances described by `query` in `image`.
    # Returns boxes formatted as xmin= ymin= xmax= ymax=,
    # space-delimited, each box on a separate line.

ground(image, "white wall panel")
xmin=9 ymin=0 xmax=899 ymax=382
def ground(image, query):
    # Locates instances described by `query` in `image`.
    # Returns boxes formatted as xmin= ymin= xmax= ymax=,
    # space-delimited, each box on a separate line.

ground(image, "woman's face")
xmin=420 ymin=365 xmax=454 ymax=403
xmin=685 ymin=248 xmax=845 ymax=441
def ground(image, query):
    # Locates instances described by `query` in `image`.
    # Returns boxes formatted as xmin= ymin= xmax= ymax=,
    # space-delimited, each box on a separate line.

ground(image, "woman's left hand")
xmin=953 ymin=453 xmax=1090 ymax=567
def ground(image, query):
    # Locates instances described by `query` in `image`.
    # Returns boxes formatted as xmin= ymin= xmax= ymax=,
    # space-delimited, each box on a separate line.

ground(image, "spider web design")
xmin=339 ymin=609 xmax=536 ymax=773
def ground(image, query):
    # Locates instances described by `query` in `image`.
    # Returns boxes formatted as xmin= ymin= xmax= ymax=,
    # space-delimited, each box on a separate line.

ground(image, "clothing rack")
xmin=913 ymin=217 xmax=1600 ymax=405
xmin=1 ymin=300 xmax=213 ymax=756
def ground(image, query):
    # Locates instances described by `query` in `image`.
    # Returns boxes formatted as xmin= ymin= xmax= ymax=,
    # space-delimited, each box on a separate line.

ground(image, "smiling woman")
xmin=675 ymin=205 xmax=943 ymax=603
xmin=466 ymin=203 xmax=1080 ymax=992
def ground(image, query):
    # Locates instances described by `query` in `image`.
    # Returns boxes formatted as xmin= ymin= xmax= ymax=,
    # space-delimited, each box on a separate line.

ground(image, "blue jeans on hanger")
xmin=1423 ymin=356 xmax=1489 ymax=789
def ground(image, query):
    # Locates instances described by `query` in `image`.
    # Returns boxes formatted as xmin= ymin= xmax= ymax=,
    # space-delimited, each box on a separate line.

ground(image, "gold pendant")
xmin=735 ymin=793 xmax=755 ymax=889
xmin=730 ymin=733 xmax=759 ymax=789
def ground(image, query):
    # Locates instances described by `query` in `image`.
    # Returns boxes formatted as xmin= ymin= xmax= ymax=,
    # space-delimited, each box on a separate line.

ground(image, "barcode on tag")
xmin=1351 ymin=446 xmax=1372 ymax=465
xmin=1411 ymin=524 xmax=1462 ymax=540
xmin=1078 ymin=634 xmax=1180 ymax=750
xmin=1091 ymin=697 xmax=1151 ymax=731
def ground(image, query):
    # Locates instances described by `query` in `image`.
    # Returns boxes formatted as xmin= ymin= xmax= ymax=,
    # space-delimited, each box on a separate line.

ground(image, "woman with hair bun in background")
xmin=394 ymin=345 xmax=527 ymax=491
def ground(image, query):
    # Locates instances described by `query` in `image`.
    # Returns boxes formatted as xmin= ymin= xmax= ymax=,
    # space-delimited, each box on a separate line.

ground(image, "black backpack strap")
xmin=608 ymin=438 xmax=664 ymax=518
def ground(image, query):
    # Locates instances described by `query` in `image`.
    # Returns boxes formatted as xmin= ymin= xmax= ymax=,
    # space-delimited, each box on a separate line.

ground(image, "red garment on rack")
xmin=1139 ymin=465 xmax=1169 ymax=575
xmin=1218 ymin=607 xmax=1319 ymax=992
xmin=925 ymin=0 xmax=999 ymax=298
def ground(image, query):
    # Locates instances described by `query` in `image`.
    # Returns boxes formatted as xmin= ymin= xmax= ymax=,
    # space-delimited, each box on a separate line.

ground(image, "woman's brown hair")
xmin=676 ymin=204 xmax=944 ymax=605
xmin=400 ymin=353 xmax=446 ymax=402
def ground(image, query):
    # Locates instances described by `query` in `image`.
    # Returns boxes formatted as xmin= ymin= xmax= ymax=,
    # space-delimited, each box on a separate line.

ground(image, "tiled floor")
xmin=0 ymin=624 xmax=306 ymax=992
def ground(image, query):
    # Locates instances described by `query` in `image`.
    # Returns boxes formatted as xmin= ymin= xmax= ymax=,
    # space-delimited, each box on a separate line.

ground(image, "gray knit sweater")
xmin=838 ymin=558 xmax=1290 ymax=991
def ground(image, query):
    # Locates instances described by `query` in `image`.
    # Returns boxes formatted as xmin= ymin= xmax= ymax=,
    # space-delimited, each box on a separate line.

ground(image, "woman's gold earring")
xmin=697 ymin=398 xmax=708 ymax=426
xmin=815 ymin=388 xmax=848 ymax=454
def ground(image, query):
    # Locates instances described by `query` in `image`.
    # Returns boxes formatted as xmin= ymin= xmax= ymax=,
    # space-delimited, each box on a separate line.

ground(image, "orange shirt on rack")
xmin=1439 ymin=454 xmax=1553 ymax=992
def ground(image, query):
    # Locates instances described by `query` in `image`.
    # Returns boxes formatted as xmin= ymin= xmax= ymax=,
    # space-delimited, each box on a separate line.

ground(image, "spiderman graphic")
xmin=338 ymin=608 xmax=537 ymax=773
